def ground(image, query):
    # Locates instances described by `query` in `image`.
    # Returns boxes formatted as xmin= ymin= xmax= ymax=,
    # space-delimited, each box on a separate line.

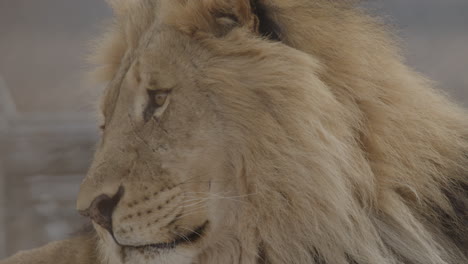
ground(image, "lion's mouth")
xmin=120 ymin=221 xmax=209 ymax=250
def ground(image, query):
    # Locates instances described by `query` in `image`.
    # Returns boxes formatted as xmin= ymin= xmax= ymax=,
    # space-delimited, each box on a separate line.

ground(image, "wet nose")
xmin=79 ymin=186 xmax=124 ymax=232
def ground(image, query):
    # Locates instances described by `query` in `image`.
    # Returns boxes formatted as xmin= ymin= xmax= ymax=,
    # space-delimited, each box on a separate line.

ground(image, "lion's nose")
xmin=79 ymin=186 xmax=124 ymax=232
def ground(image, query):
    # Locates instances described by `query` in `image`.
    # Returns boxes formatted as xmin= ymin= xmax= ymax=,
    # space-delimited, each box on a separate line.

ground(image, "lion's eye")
xmin=143 ymin=90 xmax=171 ymax=122
xmin=154 ymin=92 xmax=169 ymax=107
xmin=148 ymin=90 xmax=169 ymax=107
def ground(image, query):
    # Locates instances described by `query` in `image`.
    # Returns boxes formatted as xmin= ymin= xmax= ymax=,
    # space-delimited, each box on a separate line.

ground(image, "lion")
xmin=2 ymin=0 xmax=467 ymax=263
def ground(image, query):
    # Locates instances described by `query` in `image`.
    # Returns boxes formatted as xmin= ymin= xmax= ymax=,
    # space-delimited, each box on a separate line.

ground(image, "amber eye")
xmin=154 ymin=92 xmax=169 ymax=107
xmin=147 ymin=90 xmax=169 ymax=107
xmin=144 ymin=90 xmax=170 ymax=122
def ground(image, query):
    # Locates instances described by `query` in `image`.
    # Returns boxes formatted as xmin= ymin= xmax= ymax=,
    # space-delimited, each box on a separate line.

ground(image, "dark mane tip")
xmin=250 ymin=0 xmax=282 ymax=41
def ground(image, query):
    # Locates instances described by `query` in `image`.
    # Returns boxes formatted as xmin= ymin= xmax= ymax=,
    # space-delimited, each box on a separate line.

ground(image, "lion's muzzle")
xmin=78 ymin=182 xmax=210 ymax=252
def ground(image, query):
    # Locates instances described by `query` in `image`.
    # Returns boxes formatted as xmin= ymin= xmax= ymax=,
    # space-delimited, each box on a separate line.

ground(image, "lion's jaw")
xmin=95 ymin=223 xmax=199 ymax=264
xmin=96 ymin=223 xmax=200 ymax=264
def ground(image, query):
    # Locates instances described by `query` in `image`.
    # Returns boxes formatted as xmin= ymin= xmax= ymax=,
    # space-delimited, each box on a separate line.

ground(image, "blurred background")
xmin=0 ymin=0 xmax=467 ymax=259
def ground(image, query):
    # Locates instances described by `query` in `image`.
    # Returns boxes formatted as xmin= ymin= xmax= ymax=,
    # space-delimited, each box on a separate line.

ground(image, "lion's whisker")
xmin=173 ymin=207 xmax=208 ymax=221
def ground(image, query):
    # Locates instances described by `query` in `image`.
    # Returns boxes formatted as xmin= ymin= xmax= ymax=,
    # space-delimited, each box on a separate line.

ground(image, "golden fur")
xmin=2 ymin=0 xmax=467 ymax=263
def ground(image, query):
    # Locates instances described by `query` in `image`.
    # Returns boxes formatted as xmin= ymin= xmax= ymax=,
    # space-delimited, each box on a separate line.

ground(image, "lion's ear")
xmin=212 ymin=0 xmax=281 ymax=40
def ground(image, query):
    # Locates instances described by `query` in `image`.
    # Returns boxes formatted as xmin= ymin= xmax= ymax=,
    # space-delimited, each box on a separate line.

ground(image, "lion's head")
xmin=76 ymin=0 xmax=468 ymax=264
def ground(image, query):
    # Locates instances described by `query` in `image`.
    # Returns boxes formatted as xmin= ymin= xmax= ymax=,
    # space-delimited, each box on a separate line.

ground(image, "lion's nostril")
xmin=79 ymin=186 xmax=124 ymax=232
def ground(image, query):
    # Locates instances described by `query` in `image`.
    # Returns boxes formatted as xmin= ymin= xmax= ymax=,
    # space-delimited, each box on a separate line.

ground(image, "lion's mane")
xmin=89 ymin=1 xmax=468 ymax=264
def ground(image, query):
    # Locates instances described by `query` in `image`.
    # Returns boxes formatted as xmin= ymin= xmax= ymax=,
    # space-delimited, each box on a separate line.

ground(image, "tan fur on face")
xmin=2 ymin=1 xmax=467 ymax=264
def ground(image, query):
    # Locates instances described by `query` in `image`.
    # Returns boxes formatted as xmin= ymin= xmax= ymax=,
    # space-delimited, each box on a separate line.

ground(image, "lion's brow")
xmin=102 ymin=22 xmax=160 ymax=126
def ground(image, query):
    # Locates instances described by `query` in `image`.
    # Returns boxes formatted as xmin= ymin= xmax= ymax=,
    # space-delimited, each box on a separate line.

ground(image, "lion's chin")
xmin=119 ymin=246 xmax=198 ymax=264
xmin=118 ymin=221 xmax=210 ymax=250
xmin=99 ymin=235 xmax=200 ymax=264
xmin=94 ymin=221 xmax=209 ymax=264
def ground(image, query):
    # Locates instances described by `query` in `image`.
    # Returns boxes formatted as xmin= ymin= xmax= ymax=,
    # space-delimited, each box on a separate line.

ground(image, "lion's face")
xmin=76 ymin=0 xmax=339 ymax=262
xmin=77 ymin=27 xmax=242 ymax=263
